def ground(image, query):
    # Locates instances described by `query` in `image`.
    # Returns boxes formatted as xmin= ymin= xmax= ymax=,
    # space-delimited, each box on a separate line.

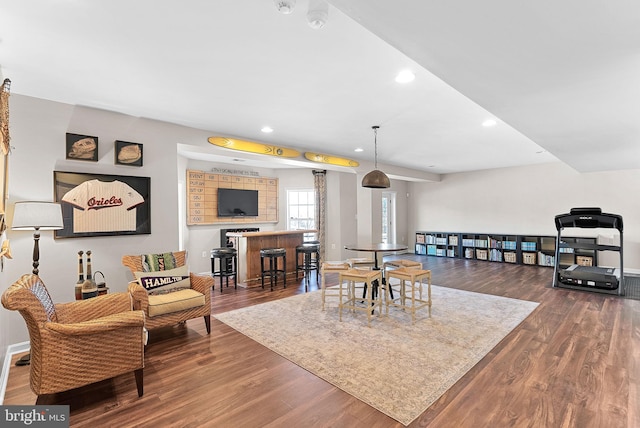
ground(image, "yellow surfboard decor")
xmin=304 ymin=152 xmax=360 ymax=167
xmin=208 ymin=137 xmax=300 ymax=158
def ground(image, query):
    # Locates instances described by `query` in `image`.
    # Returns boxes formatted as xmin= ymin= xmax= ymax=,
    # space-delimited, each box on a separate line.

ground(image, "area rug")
xmin=215 ymin=285 xmax=539 ymax=426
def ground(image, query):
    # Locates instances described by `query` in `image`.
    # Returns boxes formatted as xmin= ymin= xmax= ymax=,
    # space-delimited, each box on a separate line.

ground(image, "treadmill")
xmin=553 ymin=207 xmax=624 ymax=296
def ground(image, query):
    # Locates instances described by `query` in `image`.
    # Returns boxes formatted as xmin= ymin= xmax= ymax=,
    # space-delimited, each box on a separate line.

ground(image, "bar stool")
xmin=338 ymin=268 xmax=383 ymax=327
xmin=260 ymin=248 xmax=287 ymax=291
xmin=296 ymin=241 xmax=320 ymax=289
xmin=347 ymin=257 xmax=375 ymax=270
xmin=320 ymin=261 xmax=350 ymax=310
xmin=385 ymin=267 xmax=432 ymax=324
xmin=383 ymin=259 xmax=422 ymax=282
xmin=211 ymin=247 xmax=237 ymax=292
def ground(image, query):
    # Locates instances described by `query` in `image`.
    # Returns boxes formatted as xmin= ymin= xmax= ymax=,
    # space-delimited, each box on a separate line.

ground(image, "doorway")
xmin=382 ymin=191 xmax=396 ymax=244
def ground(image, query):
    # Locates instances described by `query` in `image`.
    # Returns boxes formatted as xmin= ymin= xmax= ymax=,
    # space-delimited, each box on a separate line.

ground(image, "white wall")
xmin=408 ymin=162 xmax=640 ymax=269
xmin=327 ymin=171 xmax=358 ymax=261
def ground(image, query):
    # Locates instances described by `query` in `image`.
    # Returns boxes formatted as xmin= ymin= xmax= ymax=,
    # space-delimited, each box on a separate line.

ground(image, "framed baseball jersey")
xmin=54 ymin=171 xmax=150 ymax=238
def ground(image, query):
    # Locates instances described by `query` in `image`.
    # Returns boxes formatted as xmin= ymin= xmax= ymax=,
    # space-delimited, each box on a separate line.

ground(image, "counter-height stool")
xmin=211 ymin=247 xmax=238 ymax=292
xmin=320 ymin=261 xmax=350 ymax=310
xmin=260 ymin=247 xmax=287 ymax=291
xmin=338 ymin=268 xmax=383 ymax=327
xmin=296 ymin=241 xmax=320 ymax=289
xmin=383 ymin=259 xmax=422 ymax=282
xmin=347 ymin=257 xmax=375 ymax=270
xmin=385 ymin=267 xmax=432 ymax=324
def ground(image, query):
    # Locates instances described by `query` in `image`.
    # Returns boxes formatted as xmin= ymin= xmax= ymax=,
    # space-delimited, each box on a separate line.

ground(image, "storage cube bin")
xmin=576 ymin=256 xmax=593 ymax=266
xmin=522 ymin=253 xmax=536 ymax=265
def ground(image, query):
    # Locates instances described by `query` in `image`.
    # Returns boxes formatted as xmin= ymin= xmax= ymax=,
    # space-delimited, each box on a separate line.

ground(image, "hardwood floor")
xmin=4 ymin=256 xmax=639 ymax=427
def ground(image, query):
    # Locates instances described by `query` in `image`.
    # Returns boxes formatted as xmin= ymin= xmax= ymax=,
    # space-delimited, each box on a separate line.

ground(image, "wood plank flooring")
xmin=3 ymin=256 xmax=639 ymax=427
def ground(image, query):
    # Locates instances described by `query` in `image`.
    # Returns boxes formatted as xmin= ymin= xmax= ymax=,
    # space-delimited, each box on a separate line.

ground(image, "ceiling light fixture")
xmin=482 ymin=119 xmax=497 ymax=127
xmin=361 ymin=126 xmax=390 ymax=189
xmin=261 ymin=126 xmax=274 ymax=133
xmin=354 ymin=148 xmax=363 ymax=152
xmin=274 ymin=0 xmax=296 ymax=14
xmin=395 ymin=70 xmax=415 ymax=83
xmin=307 ymin=0 xmax=329 ymax=29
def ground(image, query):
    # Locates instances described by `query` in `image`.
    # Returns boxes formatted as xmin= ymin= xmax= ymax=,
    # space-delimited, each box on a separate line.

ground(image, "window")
xmin=287 ymin=189 xmax=315 ymax=240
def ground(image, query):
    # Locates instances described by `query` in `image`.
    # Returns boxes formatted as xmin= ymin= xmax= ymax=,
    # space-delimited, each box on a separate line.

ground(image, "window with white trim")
xmin=287 ymin=189 xmax=315 ymax=240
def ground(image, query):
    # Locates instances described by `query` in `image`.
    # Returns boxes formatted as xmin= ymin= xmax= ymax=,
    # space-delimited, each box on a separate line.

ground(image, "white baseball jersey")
xmin=62 ymin=179 xmax=145 ymax=233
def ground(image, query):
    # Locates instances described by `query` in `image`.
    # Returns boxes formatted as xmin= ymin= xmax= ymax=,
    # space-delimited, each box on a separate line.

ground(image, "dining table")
xmin=344 ymin=242 xmax=409 ymax=300
xmin=344 ymin=242 xmax=409 ymax=270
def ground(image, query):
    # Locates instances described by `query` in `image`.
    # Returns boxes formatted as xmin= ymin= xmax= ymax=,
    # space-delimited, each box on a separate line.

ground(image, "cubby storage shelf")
xmin=415 ymin=231 xmax=598 ymax=268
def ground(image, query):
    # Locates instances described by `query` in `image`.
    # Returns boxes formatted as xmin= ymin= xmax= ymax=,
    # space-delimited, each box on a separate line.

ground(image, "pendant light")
xmin=361 ymin=126 xmax=390 ymax=188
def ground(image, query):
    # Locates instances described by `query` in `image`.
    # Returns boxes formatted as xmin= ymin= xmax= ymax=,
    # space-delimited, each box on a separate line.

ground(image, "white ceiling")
xmin=1 ymin=0 xmax=637 ymax=177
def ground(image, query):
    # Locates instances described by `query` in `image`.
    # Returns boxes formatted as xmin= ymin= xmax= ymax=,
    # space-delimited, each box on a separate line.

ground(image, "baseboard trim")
xmin=0 ymin=341 xmax=30 ymax=405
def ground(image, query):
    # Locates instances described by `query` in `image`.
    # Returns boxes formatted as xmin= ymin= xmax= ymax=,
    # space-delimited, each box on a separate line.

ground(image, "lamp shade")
xmin=362 ymin=125 xmax=391 ymax=189
xmin=12 ymin=201 xmax=63 ymax=230
xmin=362 ymin=170 xmax=391 ymax=188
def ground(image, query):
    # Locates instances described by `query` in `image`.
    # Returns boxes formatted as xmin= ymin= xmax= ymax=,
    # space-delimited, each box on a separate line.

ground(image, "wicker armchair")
xmin=122 ymin=250 xmax=213 ymax=334
xmin=1 ymin=274 xmax=145 ymax=401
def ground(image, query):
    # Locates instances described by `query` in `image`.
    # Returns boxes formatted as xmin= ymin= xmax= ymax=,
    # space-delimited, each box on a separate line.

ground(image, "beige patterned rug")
xmin=215 ymin=285 xmax=539 ymax=426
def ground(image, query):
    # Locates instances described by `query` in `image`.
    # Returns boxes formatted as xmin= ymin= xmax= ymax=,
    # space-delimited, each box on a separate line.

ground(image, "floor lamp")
xmin=11 ymin=201 xmax=63 ymax=366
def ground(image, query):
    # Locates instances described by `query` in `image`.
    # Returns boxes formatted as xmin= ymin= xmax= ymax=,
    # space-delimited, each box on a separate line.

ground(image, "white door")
xmin=382 ymin=191 xmax=396 ymax=244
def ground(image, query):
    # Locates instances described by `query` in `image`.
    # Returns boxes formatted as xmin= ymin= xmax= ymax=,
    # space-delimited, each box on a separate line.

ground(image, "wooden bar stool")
xmin=347 ymin=257 xmax=375 ymax=270
xmin=320 ymin=261 xmax=350 ymax=310
xmin=210 ymin=247 xmax=238 ymax=292
xmin=260 ymin=248 xmax=287 ymax=291
xmin=385 ymin=267 xmax=432 ymax=324
xmin=383 ymin=259 xmax=422 ymax=282
xmin=338 ymin=268 xmax=383 ymax=327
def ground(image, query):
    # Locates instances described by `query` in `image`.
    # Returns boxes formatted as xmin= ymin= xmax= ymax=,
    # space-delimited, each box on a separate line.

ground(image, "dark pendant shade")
xmin=362 ymin=125 xmax=390 ymax=189
xmin=362 ymin=169 xmax=390 ymax=188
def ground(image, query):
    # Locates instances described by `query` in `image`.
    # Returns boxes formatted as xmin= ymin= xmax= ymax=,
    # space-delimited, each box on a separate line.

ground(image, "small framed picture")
xmin=66 ymin=133 xmax=98 ymax=162
xmin=115 ymin=140 xmax=143 ymax=166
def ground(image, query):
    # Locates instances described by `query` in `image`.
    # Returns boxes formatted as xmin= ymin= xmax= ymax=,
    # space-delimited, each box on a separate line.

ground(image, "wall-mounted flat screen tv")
xmin=217 ymin=188 xmax=259 ymax=217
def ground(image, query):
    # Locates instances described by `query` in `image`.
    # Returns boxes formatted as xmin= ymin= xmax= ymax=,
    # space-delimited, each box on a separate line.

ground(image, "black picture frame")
xmin=66 ymin=133 xmax=98 ymax=162
xmin=115 ymin=140 xmax=143 ymax=166
xmin=54 ymin=171 xmax=151 ymax=239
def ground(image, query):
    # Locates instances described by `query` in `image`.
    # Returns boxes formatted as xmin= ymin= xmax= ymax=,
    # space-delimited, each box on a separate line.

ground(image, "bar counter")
xmin=226 ymin=229 xmax=316 ymax=286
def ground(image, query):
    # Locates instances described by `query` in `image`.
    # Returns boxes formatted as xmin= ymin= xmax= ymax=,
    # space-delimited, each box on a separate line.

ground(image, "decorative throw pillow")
xmin=141 ymin=252 xmax=178 ymax=272
xmin=134 ymin=265 xmax=190 ymax=295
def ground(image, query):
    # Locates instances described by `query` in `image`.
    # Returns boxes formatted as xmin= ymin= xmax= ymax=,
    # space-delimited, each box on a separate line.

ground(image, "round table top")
xmin=344 ymin=243 xmax=409 ymax=252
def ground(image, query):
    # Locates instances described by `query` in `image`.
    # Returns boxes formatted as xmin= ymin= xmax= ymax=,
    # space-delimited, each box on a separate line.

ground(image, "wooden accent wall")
xmin=187 ymin=170 xmax=278 ymax=225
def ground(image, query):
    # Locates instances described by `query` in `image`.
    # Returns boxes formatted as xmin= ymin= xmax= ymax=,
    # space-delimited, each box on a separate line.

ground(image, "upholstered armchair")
xmin=1 ymin=274 xmax=145 ymax=401
xmin=122 ymin=250 xmax=213 ymax=334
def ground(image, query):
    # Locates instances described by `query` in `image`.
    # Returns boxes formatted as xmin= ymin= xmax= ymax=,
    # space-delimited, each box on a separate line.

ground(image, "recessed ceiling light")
xmin=354 ymin=148 xmax=363 ymax=152
xmin=482 ymin=119 xmax=497 ymax=127
xmin=395 ymin=70 xmax=415 ymax=83
xmin=261 ymin=126 xmax=274 ymax=133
